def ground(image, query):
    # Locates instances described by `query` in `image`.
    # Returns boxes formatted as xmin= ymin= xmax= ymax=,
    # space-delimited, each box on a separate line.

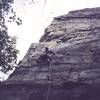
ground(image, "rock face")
xmin=1 ymin=7 xmax=100 ymax=100
xmin=40 ymin=7 xmax=100 ymax=42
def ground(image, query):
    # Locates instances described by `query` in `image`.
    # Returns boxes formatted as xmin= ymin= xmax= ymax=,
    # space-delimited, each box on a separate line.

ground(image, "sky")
xmin=7 ymin=0 xmax=100 ymax=61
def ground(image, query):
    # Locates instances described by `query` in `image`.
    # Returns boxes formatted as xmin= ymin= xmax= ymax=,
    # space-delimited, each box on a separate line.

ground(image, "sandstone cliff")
xmin=1 ymin=7 xmax=100 ymax=100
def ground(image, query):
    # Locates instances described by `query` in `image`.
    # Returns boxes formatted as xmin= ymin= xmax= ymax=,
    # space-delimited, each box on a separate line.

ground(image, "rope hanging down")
xmin=41 ymin=0 xmax=47 ymax=15
xmin=45 ymin=62 xmax=52 ymax=100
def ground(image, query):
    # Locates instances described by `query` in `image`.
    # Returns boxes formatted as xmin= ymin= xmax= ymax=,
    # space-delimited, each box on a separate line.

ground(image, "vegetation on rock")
xmin=0 ymin=0 xmax=18 ymax=73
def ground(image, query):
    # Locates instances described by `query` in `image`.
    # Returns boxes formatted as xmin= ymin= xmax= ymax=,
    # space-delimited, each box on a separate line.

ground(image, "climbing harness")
xmin=45 ymin=62 xmax=52 ymax=100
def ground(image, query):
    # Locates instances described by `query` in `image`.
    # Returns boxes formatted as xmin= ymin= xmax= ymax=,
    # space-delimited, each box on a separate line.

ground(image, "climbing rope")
xmin=40 ymin=0 xmax=47 ymax=16
xmin=46 ymin=62 xmax=52 ymax=100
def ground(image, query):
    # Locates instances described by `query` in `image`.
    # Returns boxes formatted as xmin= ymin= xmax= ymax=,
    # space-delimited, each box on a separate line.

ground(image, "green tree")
xmin=0 ymin=0 xmax=18 ymax=73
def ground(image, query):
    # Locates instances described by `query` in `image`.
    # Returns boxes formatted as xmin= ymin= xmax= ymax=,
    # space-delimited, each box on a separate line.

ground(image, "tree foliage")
xmin=0 ymin=0 xmax=18 ymax=73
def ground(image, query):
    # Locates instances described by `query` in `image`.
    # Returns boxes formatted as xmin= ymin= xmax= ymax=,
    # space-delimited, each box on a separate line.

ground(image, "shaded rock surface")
xmin=1 ymin=7 xmax=100 ymax=100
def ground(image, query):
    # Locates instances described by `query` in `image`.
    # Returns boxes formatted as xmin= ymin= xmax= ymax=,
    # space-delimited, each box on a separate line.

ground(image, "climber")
xmin=44 ymin=47 xmax=55 ymax=56
xmin=36 ymin=47 xmax=55 ymax=66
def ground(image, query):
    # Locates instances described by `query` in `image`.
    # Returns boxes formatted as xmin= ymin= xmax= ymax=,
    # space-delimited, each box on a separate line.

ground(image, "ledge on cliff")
xmin=54 ymin=7 xmax=100 ymax=20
